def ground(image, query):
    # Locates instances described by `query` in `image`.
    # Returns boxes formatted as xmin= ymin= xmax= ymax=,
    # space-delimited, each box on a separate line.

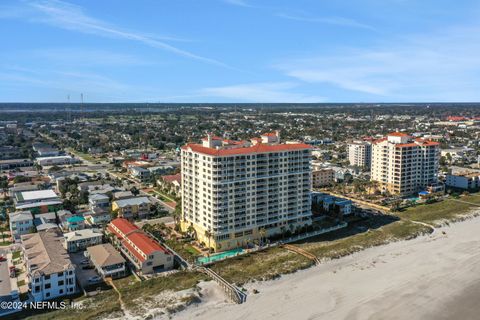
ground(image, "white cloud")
xmin=198 ymin=82 xmax=325 ymax=102
xmin=276 ymin=24 xmax=480 ymax=101
xmin=223 ymin=0 xmax=251 ymax=7
xmin=16 ymin=0 xmax=230 ymax=68
xmin=275 ymin=13 xmax=375 ymax=30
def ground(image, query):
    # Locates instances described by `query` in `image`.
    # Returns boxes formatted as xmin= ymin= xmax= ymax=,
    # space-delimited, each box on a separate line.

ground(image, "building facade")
xmin=312 ymin=168 xmax=335 ymax=187
xmin=371 ymin=132 xmax=440 ymax=196
xmin=347 ymin=141 xmax=372 ymax=169
xmin=63 ymin=229 xmax=103 ymax=253
xmin=21 ymin=229 xmax=76 ymax=301
xmin=9 ymin=211 xmax=34 ymax=242
xmin=180 ymin=132 xmax=312 ymax=251
xmin=446 ymin=172 xmax=480 ymax=190
xmin=106 ymin=218 xmax=173 ymax=274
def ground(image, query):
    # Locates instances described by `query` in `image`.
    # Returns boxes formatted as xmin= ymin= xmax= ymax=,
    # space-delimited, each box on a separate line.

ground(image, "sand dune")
xmin=174 ymin=214 xmax=480 ymax=320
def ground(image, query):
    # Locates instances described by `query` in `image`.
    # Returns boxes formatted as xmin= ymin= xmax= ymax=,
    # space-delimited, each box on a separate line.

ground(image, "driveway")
xmin=69 ymin=251 xmax=103 ymax=291
xmin=0 ymin=249 xmax=12 ymax=302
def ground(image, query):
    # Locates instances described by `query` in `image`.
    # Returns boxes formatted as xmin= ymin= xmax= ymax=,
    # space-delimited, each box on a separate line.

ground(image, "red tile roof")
xmin=121 ymin=238 xmax=147 ymax=262
xmin=387 ymin=132 xmax=410 ymax=137
xmin=110 ymin=218 xmax=139 ymax=236
xmin=162 ymin=173 xmax=181 ymax=184
xmin=261 ymin=132 xmax=277 ymax=137
xmin=108 ymin=218 xmax=170 ymax=260
xmin=182 ymin=142 xmax=311 ymax=156
xmin=127 ymin=232 xmax=169 ymax=255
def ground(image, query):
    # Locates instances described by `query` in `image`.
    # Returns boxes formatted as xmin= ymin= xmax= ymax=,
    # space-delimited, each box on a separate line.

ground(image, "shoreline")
xmin=173 ymin=212 xmax=480 ymax=320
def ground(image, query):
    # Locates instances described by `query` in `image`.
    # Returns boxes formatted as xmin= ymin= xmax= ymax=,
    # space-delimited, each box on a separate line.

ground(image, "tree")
xmin=204 ymin=229 xmax=212 ymax=251
xmin=130 ymin=186 xmax=139 ymax=196
xmin=259 ymin=228 xmax=267 ymax=246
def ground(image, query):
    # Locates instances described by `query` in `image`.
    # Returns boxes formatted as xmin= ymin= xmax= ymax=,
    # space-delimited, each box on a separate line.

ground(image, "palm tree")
xmin=259 ymin=228 xmax=267 ymax=246
xmin=204 ymin=229 xmax=212 ymax=252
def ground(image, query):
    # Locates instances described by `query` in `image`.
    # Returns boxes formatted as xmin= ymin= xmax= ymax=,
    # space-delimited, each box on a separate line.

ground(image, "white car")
xmin=88 ymin=276 xmax=102 ymax=283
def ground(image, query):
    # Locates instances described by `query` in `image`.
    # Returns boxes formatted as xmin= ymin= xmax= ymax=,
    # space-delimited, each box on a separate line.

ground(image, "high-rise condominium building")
xmin=348 ymin=141 xmax=372 ymax=169
xmin=180 ymin=131 xmax=312 ymax=251
xmin=371 ymin=132 xmax=440 ymax=196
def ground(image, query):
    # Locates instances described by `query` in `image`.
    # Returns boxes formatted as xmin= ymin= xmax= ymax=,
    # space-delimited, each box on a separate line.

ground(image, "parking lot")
xmin=0 ymin=249 xmax=12 ymax=301
xmin=69 ymin=251 xmax=103 ymax=291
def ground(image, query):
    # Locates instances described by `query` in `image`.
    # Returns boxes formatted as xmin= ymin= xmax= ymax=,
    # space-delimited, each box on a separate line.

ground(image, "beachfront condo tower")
xmin=371 ymin=132 xmax=440 ymax=196
xmin=180 ymin=131 xmax=312 ymax=251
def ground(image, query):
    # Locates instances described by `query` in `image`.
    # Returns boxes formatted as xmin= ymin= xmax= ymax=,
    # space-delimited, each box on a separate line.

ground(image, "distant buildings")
xmin=106 ymin=218 xmax=173 ymax=274
xmin=21 ymin=229 xmax=76 ymax=301
xmin=35 ymin=155 xmax=79 ymax=166
xmin=371 ymin=132 xmax=440 ymax=196
xmin=347 ymin=141 xmax=372 ymax=169
xmin=180 ymin=131 xmax=312 ymax=251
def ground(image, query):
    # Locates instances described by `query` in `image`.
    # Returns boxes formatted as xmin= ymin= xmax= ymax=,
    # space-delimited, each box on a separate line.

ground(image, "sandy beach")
xmin=174 ymin=214 xmax=480 ymax=320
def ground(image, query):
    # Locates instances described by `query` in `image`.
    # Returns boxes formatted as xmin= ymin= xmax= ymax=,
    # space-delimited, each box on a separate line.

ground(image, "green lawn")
xmin=17 ymin=280 xmax=25 ymax=287
xmin=211 ymin=247 xmax=313 ymax=285
xmin=399 ymin=194 xmax=480 ymax=226
xmin=12 ymin=250 xmax=21 ymax=260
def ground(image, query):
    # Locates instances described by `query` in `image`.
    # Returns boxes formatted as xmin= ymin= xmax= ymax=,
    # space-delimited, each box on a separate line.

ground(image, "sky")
xmin=1 ymin=0 xmax=480 ymax=103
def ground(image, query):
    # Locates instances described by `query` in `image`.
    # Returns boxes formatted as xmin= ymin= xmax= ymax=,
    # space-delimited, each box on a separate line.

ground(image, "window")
xmin=46 ymin=293 xmax=50 ymax=298
xmin=58 ymin=272 xmax=63 ymax=277
xmin=44 ymin=275 xmax=51 ymax=280
xmin=59 ymin=289 xmax=63 ymax=294
xmin=45 ymin=283 xmax=51 ymax=289
xmin=58 ymin=280 xmax=64 ymax=286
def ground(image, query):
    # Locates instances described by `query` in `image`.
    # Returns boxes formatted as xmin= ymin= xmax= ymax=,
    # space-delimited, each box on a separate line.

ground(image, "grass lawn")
xmin=118 ymin=271 xmax=207 ymax=312
xmin=298 ymin=220 xmax=430 ymax=259
xmin=211 ymin=247 xmax=314 ymax=285
xmin=0 ymin=240 xmax=12 ymax=246
xmin=12 ymin=250 xmax=21 ymax=260
xmin=24 ymin=292 xmax=121 ymax=320
xmin=17 ymin=280 xmax=25 ymax=287
xmin=398 ymin=193 xmax=480 ymax=226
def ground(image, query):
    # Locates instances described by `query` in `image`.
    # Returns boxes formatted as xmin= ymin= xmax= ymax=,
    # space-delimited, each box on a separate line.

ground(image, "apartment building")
xmin=21 ymin=229 xmax=76 ymax=301
xmin=312 ymin=168 xmax=335 ymax=187
xmin=180 ymin=131 xmax=312 ymax=251
xmin=446 ymin=171 xmax=480 ymax=190
xmin=106 ymin=218 xmax=173 ymax=274
xmin=63 ymin=229 xmax=103 ymax=253
xmin=348 ymin=141 xmax=372 ymax=169
xmin=111 ymin=196 xmax=151 ymax=220
xmin=371 ymin=132 xmax=440 ymax=196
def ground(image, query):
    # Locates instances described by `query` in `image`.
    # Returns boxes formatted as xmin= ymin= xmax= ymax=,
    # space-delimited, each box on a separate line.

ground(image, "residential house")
xmin=111 ymin=196 xmax=151 ymax=220
xmin=157 ymin=173 xmax=181 ymax=196
xmin=86 ymin=244 xmax=127 ymax=279
xmin=9 ymin=211 xmax=34 ymax=242
xmin=63 ymin=229 xmax=103 ymax=253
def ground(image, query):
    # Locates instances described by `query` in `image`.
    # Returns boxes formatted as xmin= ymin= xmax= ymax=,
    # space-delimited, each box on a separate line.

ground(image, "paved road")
xmin=0 ymin=249 xmax=12 ymax=301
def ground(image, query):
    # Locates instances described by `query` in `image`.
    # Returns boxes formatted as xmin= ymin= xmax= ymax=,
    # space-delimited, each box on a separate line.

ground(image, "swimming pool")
xmin=196 ymin=248 xmax=244 ymax=265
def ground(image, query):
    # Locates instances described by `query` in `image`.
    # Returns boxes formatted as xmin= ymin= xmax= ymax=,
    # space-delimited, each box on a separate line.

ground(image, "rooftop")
xmin=16 ymin=189 xmax=58 ymax=202
xmin=182 ymin=141 xmax=311 ymax=156
xmin=21 ymin=229 xmax=74 ymax=276
xmin=64 ymin=229 xmax=102 ymax=241
xmin=113 ymin=196 xmax=150 ymax=208
xmin=87 ymin=243 xmax=126 ymax=267
xmin=10 ymin=210 xmax=33 ymax=222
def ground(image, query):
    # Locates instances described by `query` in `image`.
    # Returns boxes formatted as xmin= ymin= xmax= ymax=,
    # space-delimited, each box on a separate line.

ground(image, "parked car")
xmin=0 ymin=256 xmax=6 ymax=262
xmin=88 ymin=276 xmax=102 ymax=283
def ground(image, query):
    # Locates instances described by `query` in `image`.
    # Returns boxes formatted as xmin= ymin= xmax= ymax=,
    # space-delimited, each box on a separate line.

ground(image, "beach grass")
xmin=210 ymin=247 xmax=314 ymax=285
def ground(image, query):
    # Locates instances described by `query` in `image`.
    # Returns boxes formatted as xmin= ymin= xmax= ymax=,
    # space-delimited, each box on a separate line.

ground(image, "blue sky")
xmin=1 ymin=0 xmax=480 ymax=103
